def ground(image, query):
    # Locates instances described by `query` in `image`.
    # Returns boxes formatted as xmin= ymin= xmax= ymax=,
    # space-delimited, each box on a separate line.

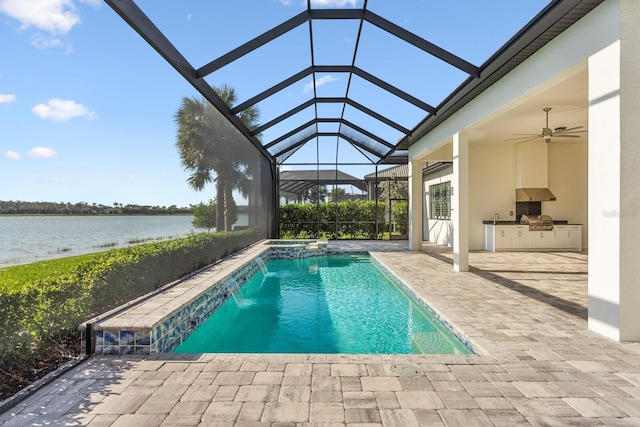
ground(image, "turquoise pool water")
xmin=174 ymin=255 xmax=472 ymax=354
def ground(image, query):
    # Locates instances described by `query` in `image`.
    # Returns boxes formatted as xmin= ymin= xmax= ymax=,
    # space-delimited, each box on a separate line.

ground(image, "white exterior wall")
xmin=588 ymin=0 xmax=640 ymax=341
xmin=546 ymin=141 xmax=589 ymax=243
xmin=618 ymin=0 xmax=640 ymax=341
xmin=468 ymin=144 xmax=517 ymax=250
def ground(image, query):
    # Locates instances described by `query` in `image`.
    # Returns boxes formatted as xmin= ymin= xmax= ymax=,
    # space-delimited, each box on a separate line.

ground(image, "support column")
xmin=588 ymin=0 xmax=640 ymax=341
xmin=452 ymin=132 xmax=469 ymax=272
xmin=408 ymin=159 xmax=423 ymax=251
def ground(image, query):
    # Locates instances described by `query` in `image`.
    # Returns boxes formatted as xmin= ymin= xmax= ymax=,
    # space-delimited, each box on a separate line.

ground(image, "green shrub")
xmin=392 ymin=201 xmax=409 ymax=235
xmin=0 ymin=229 xmax=260 ymax=372
xmin=279 ymin=200 xmax=385 ymax=239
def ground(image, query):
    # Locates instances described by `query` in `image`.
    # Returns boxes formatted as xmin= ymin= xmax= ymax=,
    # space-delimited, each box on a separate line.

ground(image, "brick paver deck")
xmin=2 ymin=241 xmax=639 ymax=426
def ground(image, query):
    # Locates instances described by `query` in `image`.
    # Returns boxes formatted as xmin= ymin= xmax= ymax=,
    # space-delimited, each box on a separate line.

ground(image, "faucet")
xmin=493 ymin=212 xmax=500 ymax=224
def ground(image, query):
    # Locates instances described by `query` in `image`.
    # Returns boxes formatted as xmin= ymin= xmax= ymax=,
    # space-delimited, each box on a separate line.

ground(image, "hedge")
xmin=280 ymin=200 xmax=387 ymax=239
xmin=0 ymin=229 xmax=260 ymax=370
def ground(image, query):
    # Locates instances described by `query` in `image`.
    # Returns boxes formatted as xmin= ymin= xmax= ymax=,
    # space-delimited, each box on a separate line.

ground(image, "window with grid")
xmin=429 ymin=181 xmax=451 ymax=220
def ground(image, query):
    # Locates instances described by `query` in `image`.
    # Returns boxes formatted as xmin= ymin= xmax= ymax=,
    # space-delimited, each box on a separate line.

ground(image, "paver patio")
xmin=2 ymin=241 xmax=640 ymax=426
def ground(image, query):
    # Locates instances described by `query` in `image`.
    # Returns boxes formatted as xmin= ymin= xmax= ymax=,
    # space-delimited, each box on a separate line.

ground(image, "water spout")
xmin=255 ymin=257 xmax=268 ymax=275
xmin=223 ymin=277 xmax=247 ymax=306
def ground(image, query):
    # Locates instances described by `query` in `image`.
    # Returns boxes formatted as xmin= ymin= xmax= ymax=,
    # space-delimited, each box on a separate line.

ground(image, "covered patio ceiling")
xmin=105 ymin=0 xmax=603 ymax=168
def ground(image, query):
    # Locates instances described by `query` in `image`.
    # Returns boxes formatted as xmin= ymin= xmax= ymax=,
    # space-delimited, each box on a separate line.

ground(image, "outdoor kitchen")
xmin=480 ymin=134 xmax=584 ymax=252
xmin=483 ymin=197 xmax=582 ymax=252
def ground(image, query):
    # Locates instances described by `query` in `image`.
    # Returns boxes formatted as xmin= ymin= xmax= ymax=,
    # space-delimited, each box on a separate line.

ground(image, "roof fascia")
xmin=398 ymin=0 xmax=605 ymax=150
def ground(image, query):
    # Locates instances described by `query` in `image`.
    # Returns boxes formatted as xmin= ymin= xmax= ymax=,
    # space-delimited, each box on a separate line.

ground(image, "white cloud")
xmin=31 ymin=33 xmax=69 ymax=51
xmin=0 ymin=93 xmax=16 ymax=104
xmin=0 ymin=0 xmax=80 ymax=34
xmin=5 ymin=150 xmax=21 ymax=160
xmin=303 ymin=75 xmax=338 ymax=93
xmin=186 ymin=13 xmax=192 ymax=21
xmin=32 ymin=98 xmax=96 ymax=121
xmin=28 ymin=147 xmax=57 ymax=158
xmin=127 ymin=174 xmax=137 ymax=181
xmin=277 ymin=0 xmax=293 ymax=5
xmin=310 ymin=0 xmax=357 ymax=6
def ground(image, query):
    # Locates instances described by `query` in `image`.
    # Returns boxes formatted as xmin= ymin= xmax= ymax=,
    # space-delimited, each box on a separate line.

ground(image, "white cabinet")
xmin=484 ymin=225 xmax=509 ymax=251
xmin=509 ymin=225 xmax=529 ymax=248
xmin=567 ymin=226 xmax=582 ymax=250
xmin=527 ymin=230 xmax=554 ymax=248
xmin=495 ymin=226 xmax=510 ymax=249
xmin=554 ymin=225 xmax=582 ymax=250
xmin=484 ymin=224 xmax=582 ymax=251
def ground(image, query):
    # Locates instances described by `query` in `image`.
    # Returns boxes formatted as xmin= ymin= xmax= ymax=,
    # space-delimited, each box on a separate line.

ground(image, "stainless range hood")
xmin=515 ymin=188 xmax=557 ymax=202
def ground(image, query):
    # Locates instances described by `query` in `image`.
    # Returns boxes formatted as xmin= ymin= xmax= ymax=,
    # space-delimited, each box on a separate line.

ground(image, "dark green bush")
xmin=280 ymin=200 xmax=385 ymax=239
xmin=392 ymin=201 xmax=409 ymax=235
xmin=0 ymin=229 xmax=260 ymax=371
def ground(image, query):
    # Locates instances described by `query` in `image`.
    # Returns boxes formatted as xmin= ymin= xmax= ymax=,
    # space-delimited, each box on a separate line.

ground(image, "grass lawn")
xmin=0 ymin=253 xmax=101 ymax=292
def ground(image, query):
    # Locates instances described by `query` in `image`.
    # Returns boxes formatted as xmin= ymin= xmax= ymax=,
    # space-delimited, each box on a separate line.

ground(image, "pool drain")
xmin=390 ymin=363 xmax=422 ymax=376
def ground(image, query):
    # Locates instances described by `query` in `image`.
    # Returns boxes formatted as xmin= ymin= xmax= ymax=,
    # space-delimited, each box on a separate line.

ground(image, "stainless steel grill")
xmin=521 ymin=214 xmax=554 ymax=231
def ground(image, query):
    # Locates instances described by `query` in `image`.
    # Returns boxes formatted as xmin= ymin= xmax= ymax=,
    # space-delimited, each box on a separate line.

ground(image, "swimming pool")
xmin=174 ymin=254 xmax=472 ymax=354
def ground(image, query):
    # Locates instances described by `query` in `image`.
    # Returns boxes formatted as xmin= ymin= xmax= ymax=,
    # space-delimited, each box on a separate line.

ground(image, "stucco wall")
xmin=468 ymin=143 xmax=518 ymax=250
xmin=546 ymin=141 xmax=589 ymax=247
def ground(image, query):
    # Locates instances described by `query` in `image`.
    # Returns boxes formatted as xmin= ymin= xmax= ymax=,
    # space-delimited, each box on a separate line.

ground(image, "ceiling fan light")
xmin=544 ymin=136 xmax=552 ymax=143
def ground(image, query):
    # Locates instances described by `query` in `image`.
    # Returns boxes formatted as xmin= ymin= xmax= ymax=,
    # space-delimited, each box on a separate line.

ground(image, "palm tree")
xmin=328 ymin=187 xmax=346 ymax=202
xmin=175 ymin=85 xmax=260 ymax=231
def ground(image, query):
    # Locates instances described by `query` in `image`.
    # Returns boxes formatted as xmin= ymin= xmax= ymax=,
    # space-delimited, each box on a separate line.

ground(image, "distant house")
xmin=363 ymin=164 xmax=409 ymax=201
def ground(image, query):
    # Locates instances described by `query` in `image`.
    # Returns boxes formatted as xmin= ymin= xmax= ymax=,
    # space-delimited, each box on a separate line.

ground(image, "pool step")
xmin=410 ymin=331 xmax=443 ymax=354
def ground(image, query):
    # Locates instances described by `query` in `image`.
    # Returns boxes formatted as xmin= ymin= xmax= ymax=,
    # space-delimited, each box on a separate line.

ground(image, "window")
xmin=429 ymin=181 xmax=451 ymax=220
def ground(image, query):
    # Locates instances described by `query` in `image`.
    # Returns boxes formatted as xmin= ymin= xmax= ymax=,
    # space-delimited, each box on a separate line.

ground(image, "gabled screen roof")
xmin=105 ymin=0 xmax=601 ymax=167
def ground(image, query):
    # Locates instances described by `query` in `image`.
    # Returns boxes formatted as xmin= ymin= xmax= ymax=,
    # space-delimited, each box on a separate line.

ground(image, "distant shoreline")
xmin=0 ymin=213 xmax=194 ymax=217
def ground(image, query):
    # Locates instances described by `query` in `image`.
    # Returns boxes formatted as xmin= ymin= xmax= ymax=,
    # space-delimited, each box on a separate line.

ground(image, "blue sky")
xmin=0 ymin=0 xmax=549 ymax=207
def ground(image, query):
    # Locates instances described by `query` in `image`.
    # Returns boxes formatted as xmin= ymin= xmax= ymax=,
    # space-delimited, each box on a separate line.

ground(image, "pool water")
xmin=174 ymin=255 xmax=472 ymax=354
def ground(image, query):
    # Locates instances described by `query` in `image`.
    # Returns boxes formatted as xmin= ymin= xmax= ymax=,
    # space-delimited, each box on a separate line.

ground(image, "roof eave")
xmin=397 ymin=0 xmax=605 ymax=151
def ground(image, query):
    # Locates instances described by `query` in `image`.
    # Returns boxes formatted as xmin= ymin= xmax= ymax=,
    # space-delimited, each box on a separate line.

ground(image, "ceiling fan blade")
xmin=504 ymin=135 xmax=541 ymax=141
xmin=557 ymin=126 xmax=584 ymax=132
xmin=553 ymin=134 xmax=581 ymax=138
xmin=556 ymin=130 xmax=588 ymax=135
xmin=505 ymin=135 xmax=542 ymax=143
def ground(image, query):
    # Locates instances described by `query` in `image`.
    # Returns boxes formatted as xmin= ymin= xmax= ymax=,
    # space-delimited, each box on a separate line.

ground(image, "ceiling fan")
xmin=506 ymin=107 xmax=587 ymax=143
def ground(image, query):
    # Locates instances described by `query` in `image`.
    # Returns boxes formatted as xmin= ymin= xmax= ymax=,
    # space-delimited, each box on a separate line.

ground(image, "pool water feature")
xmin=174 ymin=255 xmax=472 ymax=354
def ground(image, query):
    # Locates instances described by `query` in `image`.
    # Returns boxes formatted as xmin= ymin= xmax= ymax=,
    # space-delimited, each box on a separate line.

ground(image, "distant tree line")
xmin=0 ymin=200 xmax=194 ymax=215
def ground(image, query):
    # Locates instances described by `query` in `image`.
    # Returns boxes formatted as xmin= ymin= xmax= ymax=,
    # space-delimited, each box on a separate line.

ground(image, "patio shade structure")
xmin=279 ymin=170 xmax=367 ymax=202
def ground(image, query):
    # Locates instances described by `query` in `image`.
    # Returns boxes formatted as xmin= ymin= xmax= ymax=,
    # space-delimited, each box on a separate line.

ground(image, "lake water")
xmin=0 ymin=215 xmax=247 ymax=267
